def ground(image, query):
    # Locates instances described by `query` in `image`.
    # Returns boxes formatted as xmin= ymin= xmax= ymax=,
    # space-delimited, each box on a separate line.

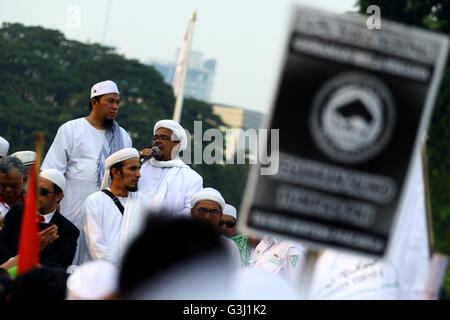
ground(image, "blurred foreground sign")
xmin=239 ymin=6 xmax=448 ymax=258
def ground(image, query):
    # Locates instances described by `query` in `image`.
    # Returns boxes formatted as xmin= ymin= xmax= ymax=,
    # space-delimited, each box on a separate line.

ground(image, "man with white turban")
xmin=138 ymin=120 xmax=202 ymax=216
xmin=0 ymin=137 xmax=9 ymax=159
xmin=190 ymin=188 xmax=241 ymax=269
xmin=81 ymin=148 xmax=149 ymax=266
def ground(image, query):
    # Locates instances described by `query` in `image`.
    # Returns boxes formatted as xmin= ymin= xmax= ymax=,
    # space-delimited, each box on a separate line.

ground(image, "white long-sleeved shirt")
xmin=42 ymin=118 xmax=132 ymax=229
xmin=82 ymin=189 xmax=148 ymax=266
xmin=138 ymin=161 xmax=203 ymax=217
xmin=251 ymin=238 xmax=305 ymax=287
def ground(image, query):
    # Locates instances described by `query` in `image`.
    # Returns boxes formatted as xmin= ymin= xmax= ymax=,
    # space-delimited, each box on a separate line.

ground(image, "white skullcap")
xmin=223 ymin=204 xmax=237 ymax=219
xmin=0 ymin=136 xmax=9 ymax=157
xmin=154 ymin=120 xmax=188 ymax=152
xmin=66 ymin=260 xmax=119 ymax=300
xmin=11 ymin=151 xmax=36 ymax=166
xmin=100 ymin=147 xmax=139 ymax=190
xmin=191 ymin=188 xmax=226 ymax=212
xmin=90 ymin=80 xmax=120 ymax=99
xmin=40 ymin=169 xmax=66 ymax=193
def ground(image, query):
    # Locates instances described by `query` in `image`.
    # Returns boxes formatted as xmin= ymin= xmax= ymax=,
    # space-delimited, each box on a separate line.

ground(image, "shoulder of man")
xmin=3 ymin=204 xmax=24 ymax=222
xmin=53 ymin=210 xmax=80 ymax=235
xmin=180 ymin=165 xmax=203 ymax=181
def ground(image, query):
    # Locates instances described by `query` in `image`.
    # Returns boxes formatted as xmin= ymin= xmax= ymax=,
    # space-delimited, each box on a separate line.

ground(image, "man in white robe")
xmin=190 ymin=188 xmax=241 ymax=269
xmin=41 ymin=80 xmax=132 ymax=264
xmin=138 ymin=120 xmax=202 ymax=216
xmin=82 ymin=148 xmax=149 ymax=266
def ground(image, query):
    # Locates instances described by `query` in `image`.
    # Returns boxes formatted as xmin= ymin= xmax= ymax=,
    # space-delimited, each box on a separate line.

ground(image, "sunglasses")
xmin=218 ymin=220 xmax=236 ymax=228
xmin=40 ymin=188 xmax=56 ymax=197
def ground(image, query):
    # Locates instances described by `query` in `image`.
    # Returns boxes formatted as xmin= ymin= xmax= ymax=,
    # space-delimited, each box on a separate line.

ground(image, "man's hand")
xmin=139 ymin=148 xmax=153 ymax=163
xmin=38 ymin=224 xmax=59 ymax=252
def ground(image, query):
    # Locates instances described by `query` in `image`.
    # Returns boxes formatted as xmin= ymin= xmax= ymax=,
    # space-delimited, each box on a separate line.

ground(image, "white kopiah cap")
xmin=66 ymin=260 xmax=119 ymax=300
xmin=40 ymin=169 xmax=66 ymax=193
xmin=90 ymin=80 xmax=120 ymax=99
xmin=223 ymin=204 xmax=237 ymax=219
xmin=11 ymin=151 xmax=36 ymax=166
xmin=191 ymin=188 xmax=226 ymax=212
xmin=0 ymin=136 xmax=9 ymax=157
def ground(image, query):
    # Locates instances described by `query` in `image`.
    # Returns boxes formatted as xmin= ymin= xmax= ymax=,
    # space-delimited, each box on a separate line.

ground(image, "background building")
xmin=150 ymin=50 xmax=216 ymax=102
xmin=212 ymin=103 xmax=264 ymax=161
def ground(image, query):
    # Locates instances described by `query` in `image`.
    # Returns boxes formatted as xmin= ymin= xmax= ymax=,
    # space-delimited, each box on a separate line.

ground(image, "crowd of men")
xmin=0 ymin=80 xmax=305 ymax=300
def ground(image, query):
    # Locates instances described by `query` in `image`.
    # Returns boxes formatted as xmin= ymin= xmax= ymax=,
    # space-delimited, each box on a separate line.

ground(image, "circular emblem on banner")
xmin=310 ymin=72 xmax=395 ymax=165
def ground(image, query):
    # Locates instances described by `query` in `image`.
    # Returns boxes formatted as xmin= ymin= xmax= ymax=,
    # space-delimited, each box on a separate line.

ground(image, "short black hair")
xmin=119 ymin=215 xmax=229 ymax=298
xmin=89 ymin=94 xmax=104 ymax=110
xmin=11 ymin=267 xmax=68 ymax=300
xmin=109 ymin=160 xmax=125 ymax=181
xmin=52 ymin=182 xmax=62 ymax=195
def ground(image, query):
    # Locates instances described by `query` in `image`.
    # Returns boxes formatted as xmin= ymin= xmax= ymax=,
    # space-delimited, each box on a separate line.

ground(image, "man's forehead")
xmin=101 ymin=93 xmax=120 ymax=100
xmin=156 ymin=127 xmax=173 ymax=135
xmin=0 ymin=167 xmax=21 ymax=179
xmin=196 ymin=200 xmax=221 ymax=209
xmin=222 ymin=214 xmax=236 ymax=221
xmin=123 ymin=157 xmax=140 ymax=166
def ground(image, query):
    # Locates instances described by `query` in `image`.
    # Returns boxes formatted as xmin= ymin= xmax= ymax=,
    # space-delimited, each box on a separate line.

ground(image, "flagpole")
xmin=173 ymin=11 xmax=197 ymax=123
xmin=34 ymin=133 xmax=44 ymax=207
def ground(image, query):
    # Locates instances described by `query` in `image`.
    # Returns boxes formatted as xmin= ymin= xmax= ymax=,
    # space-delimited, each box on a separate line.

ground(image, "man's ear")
xmin=111 ymin=167 xmax=121 ymax=180
xmin=22 ymin=175 xmax=28 ymax=186
xmin=56 ymin=192 xmax=64 ymax=204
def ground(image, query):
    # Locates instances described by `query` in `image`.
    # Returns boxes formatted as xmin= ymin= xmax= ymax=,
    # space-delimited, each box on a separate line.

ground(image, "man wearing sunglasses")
xmin=0 ymin=169 xmax=79 ymax=270
xmin=138 ymin=120 xmax=202 ymax=217
xmin=190 ymin=188 xmax=241 ymax=269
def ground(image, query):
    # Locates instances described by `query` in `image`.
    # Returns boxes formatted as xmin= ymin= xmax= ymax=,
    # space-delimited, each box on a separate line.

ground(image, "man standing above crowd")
xmin=82 ymin=148 xmax=148 ymax=266
xmin=41 ymin=80 xmax=132 ymax=264
xmin=138 ymin=120 xmax=202 ymax=216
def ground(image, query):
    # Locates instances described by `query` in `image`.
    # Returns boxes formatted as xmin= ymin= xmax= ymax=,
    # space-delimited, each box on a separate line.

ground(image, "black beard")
xmin=103 ymin=118 xmax=114 ymax=129
xmin=154 ymin=153 xmax=164 ymax=161
xmin=126 ymin=185 xmax=138 ymax=192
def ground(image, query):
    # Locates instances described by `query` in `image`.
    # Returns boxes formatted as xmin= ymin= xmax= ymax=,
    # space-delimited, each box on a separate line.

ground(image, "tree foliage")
xmin=0 ymin=22 xmax=249 ymax=211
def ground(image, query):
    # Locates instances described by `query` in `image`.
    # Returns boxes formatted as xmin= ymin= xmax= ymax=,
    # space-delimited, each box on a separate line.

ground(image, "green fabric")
xmin=7 ymin=265 xmax=17 ymax=277
xmin=232 ymin=234 xmax=252 ymax=267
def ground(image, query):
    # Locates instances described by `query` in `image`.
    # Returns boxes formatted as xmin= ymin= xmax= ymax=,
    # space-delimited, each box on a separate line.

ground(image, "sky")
xmin=0 ymin=0 xmax=357 ymax=113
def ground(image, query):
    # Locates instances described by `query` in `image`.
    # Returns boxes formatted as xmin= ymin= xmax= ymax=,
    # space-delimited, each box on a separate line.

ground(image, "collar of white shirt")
xmin=40 ymin=209 xmax=56 ymax=224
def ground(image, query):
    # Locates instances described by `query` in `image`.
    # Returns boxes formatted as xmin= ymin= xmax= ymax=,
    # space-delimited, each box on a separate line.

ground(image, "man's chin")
xmin=103 ymin=118 xmax=114 ymax=129
xmin=126 ymin=186 xmax=138 ymax=192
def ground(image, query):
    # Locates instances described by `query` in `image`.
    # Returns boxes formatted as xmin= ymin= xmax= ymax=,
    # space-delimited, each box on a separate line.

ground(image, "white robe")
xmin=250 ymin=238 xmax=306 ymax=287
xmin=82 ymin=190 xmax=149 ymax=266
xmin=42 ymin=118 xmax=132 ymax=265
xmin=138 ymin=160 xmax=203 ymax=216
xmin=42 ymin=118 xmax=132 ymax=229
